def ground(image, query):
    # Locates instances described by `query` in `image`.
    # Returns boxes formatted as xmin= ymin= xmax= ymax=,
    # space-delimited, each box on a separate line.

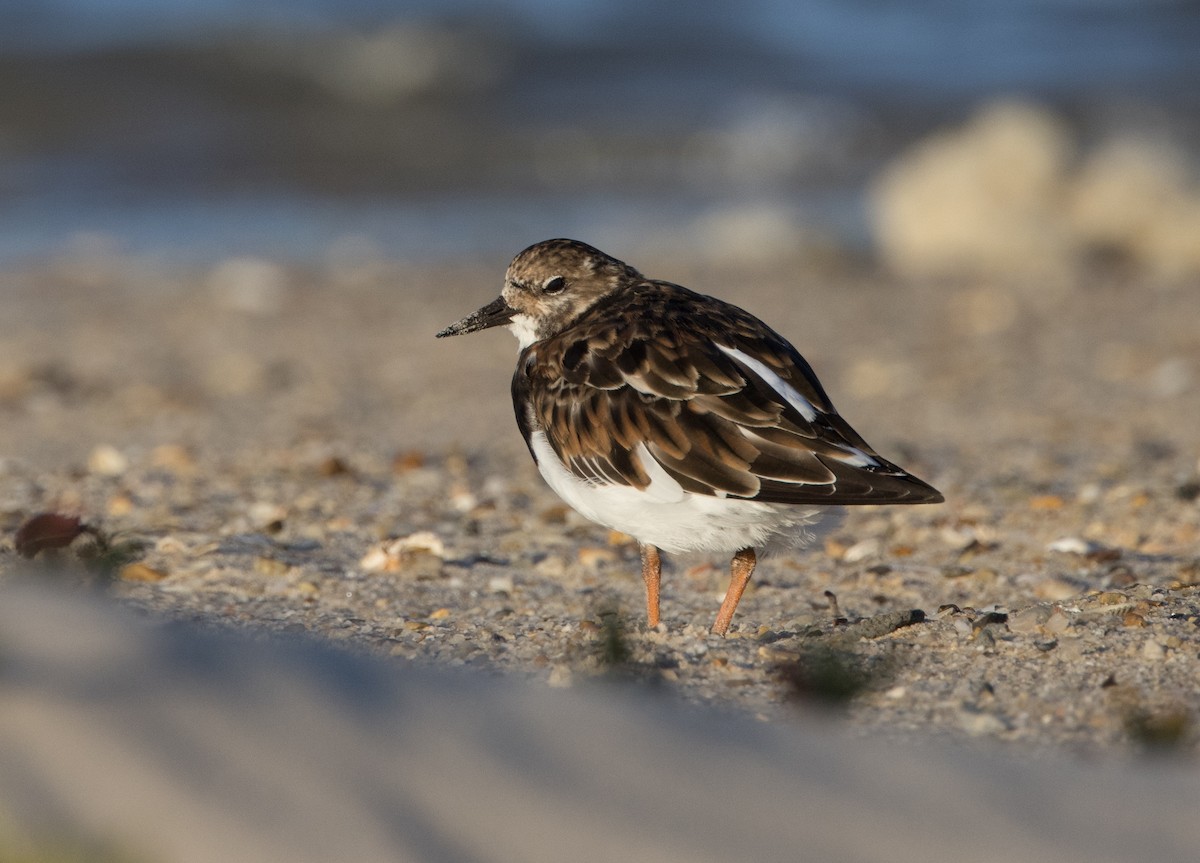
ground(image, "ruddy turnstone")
xmin=437 ymin=239 xmax=942 ymax=636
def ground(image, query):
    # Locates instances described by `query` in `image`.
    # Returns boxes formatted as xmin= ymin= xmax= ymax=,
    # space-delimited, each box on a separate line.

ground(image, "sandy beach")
xmin=2 ymin=241 xmax=1197 ymax=751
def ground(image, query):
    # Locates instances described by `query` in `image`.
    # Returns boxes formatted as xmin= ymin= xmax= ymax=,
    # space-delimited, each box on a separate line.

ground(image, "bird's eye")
xmin=542 ymin=276 xmax=566 ymax=295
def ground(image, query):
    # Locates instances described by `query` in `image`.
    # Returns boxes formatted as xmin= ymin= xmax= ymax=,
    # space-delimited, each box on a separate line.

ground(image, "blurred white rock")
xmin=208 ymin=256 xmax=289 ymax=316
xmin=870 ymin=99 xmax=1200 ymax=280
xmin=871 ymin=100 xmax=1074 ymax=279
xmin=1069 ymin=135 xmax=1200 ymax=278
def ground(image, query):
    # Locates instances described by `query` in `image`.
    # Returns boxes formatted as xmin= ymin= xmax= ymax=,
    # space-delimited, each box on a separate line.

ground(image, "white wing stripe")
xmin=718 ymin=345 xmax=880 ymax=469
xmin=717 ymin=345 xmax=819 ymax=421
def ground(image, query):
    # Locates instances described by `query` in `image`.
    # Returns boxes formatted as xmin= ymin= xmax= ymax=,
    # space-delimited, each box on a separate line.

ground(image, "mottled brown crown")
xmin=501 ymin=239 xmax=643 ymax=343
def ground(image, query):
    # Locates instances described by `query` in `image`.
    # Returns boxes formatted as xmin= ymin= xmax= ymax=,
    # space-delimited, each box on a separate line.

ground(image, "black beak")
xmin=435 ymin=296 xmax=516 ymax=338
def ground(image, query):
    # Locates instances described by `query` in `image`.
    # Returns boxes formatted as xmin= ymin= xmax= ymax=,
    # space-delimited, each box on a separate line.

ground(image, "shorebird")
xmin=438 ymin=239 xmax=942 ymax=635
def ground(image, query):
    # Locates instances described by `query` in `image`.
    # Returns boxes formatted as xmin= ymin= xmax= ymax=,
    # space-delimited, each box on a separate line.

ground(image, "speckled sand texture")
xmin=1 ymin=248 xmax=1199 ymax=751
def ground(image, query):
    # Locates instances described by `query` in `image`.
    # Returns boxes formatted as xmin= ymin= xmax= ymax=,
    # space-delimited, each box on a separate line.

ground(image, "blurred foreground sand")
xmin=3 ymin=585 xmax=1200 ymax=863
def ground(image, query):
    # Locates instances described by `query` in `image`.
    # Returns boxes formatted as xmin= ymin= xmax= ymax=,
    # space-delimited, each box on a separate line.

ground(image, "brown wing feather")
xmin=513 ymin=281 xmax=942 ymax=506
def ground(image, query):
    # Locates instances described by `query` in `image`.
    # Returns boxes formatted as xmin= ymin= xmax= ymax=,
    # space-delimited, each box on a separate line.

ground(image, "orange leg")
xmin=711 ymin=547 xmax=756 ymax=636
xmin=640 ymin=544 xmax=662 ymax=628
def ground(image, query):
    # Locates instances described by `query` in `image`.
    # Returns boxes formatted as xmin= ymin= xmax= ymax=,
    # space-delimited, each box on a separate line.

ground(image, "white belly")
xmin=528 ymin=431 xmax=830 ymax=554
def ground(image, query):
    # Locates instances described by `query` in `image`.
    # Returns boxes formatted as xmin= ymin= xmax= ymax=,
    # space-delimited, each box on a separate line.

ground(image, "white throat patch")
xmin=507 ymin=314 xmax=540 ymax=350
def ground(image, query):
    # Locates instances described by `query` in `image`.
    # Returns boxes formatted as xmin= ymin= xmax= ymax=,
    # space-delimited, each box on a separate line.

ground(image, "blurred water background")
xmin=1 ymin=0 xmax=1199 ymax=268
